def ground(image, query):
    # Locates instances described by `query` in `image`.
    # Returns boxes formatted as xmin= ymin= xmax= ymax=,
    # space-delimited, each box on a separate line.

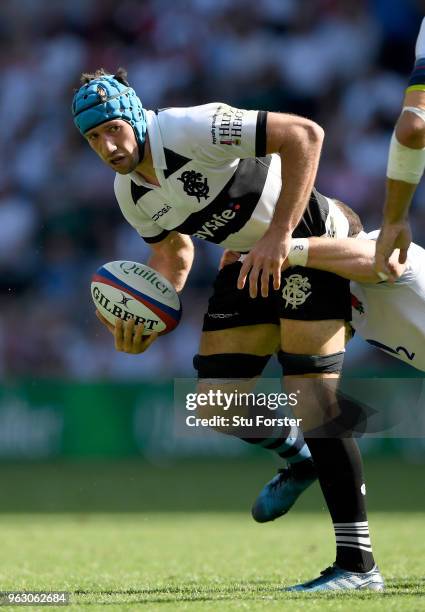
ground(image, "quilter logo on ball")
xmin=119 ymin=263 xmax=173 ymax=296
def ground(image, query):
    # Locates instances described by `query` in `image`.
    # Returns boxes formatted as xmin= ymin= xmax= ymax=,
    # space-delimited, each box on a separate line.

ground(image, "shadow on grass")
xmin=71 ymin=579 xmax=425 ymax=605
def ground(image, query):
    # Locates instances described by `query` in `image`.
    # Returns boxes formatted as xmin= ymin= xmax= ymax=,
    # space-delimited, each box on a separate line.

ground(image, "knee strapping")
xmin=193 ymin=353 xmax=271 ymax=379
xmin=278 ymin=350 xmax=345 ymax=375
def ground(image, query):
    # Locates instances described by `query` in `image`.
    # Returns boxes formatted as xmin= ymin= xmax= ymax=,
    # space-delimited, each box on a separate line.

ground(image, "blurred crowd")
xmin=1 ymin=0 xmax=424 ymax=379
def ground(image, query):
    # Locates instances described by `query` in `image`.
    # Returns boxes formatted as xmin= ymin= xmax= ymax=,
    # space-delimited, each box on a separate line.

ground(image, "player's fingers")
xmin=237 ymin=256 xmax=253 ymax=290
xmin=260 ymin=259 xmax=272 ymax=298
xmin=123 ymin=318 xmax=136 ymax=352
xmin=398 ymin=248 xmax=408 ymax=265
xmin=132 ymin=322 xmax=146 ymax=350
xmin=114 ymin=318 xmax=124 ymax=351
xmin=95 ymin=310 xmax=115 ymax=334
xmin=272 ymin=260 xmax=282 ymax=290
xmin=374 ymin=252 xmax=391 ymax=281
xmin=249 ymin=264 xmax=262 ymax=298
xmin=141 ymin=332 xmax=159 ymax=352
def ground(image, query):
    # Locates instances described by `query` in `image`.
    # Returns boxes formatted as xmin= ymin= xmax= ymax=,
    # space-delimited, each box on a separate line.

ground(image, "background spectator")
xmin=1 ymin=0 xmax=424 ymax=379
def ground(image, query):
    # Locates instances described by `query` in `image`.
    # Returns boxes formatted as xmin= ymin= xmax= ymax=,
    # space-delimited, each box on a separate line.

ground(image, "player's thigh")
xmin=280 ymin=318 xmax=346 ymax=356
xmin=196 ymin=324 xmax=279 ymax=425
xmin=199 ymin=324 xmax=280 ymax=356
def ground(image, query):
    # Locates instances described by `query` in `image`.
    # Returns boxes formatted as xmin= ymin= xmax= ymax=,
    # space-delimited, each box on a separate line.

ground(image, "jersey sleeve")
xmin=161 ymin=103 xmax=267 ymax=164
xmin=113 ymin=176 xmax=170 ymax=244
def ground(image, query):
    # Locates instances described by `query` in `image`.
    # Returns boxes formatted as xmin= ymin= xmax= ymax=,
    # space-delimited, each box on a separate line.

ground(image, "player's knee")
xmin=278 ymin=351 xmax=345 ymax=434
xmin=277 ymin=350 xmax=345 ymax=376
xmin=192 ymin=353 xmax=270 ymax=425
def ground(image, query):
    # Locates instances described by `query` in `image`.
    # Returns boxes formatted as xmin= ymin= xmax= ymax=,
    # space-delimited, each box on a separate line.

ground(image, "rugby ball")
xmin=91 ymin=261 xmax=182 ymax=335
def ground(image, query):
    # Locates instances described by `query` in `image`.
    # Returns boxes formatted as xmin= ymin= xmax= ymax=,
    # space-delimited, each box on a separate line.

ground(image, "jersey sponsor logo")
xmin=177 ymin=170 xmax=209 ymax=202
xmin=281 ymin=274 xmax=312 ymax=310
xmin=152 ymin=204 xmax=172 ymax=221
xmin=193 ymin=204 xmax=240 ymax=240
xmin=211 ymin=105 xmax=244 ymax=145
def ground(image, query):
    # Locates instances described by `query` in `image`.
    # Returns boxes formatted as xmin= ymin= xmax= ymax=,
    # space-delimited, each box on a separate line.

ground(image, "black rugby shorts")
xmin=202 ymin=262 xmax=351 ymax=332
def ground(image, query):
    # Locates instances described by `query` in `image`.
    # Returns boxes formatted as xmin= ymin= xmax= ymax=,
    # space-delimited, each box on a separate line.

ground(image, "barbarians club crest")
xmin=177 ymin=170 xmax=209 ymax=202
xmin=282 ymin=274 xmax=312 ymax=310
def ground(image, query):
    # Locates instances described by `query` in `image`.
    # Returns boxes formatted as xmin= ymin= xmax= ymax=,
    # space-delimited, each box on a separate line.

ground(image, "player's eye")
xmin=109 ymin=125 xmax=120 ymax=133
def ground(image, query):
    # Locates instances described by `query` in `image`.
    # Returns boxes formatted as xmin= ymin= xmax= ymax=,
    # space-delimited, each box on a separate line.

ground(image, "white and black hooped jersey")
xmin=114 ymin=103 xmax=348 ymax=251
xmin=351 ymin=231 xmax=425 ymax=372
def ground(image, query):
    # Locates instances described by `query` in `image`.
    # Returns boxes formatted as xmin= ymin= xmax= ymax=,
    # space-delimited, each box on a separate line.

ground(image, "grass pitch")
xmin=0 ymin=458 xmax=423 ymax=610
xmin=0 ymin=513 xmax=424 ymax=611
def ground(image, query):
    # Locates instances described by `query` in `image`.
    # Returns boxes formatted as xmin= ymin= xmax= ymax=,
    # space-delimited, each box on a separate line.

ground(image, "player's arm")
xmin=376 ymin=18 xmax=425 ymax=277
xmin=96 ymin=231 xmax=194 ymax=354
xmin=288 ymin=237 xmax=405 ymax=284
xmin=238 ymin=112 xmax=324 ymax=298
xmin=147 ymin=231 xmax=194 ymax=293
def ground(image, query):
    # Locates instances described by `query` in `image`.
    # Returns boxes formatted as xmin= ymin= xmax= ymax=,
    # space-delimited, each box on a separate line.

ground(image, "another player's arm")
xmin=291 ymin=237 xmax=405 ymax=284
xmin=385 ymin=90 xmax=425 ymax=220
xmin=238 ymin=112 xmax=324 ymax=298
xmin=376 ymin=18 xmax=425 ymax=277
xmin=96 ymin=231 xmax=194 ymax=354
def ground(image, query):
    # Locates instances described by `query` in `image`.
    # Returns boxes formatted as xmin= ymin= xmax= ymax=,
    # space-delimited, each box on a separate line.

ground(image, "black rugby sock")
xmin=304 ymin=437 xmax=375 ymax=573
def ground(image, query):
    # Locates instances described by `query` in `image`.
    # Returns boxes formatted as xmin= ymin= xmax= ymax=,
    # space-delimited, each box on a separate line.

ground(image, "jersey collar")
xmin=127 ymin=110 xmax=166 ymax=188
xmin=145 ymin=110 xmax=167 ymax=170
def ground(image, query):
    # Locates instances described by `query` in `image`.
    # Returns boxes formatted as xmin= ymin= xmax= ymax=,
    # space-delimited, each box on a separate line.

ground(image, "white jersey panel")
xmin=114 ymin=104 xmax=273 ymax=248
xmin=113 ymin=103 xmax=341 ymax=251
xmin=351 ymin=231 xmax=425 ymax=371
xmin=160 ymin=103 xmax=261 ymax=163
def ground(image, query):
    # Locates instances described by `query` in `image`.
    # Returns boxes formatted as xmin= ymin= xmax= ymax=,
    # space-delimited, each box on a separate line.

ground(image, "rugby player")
xmin=376 ymin=17 xmax=425 ymax=281
xmin=222 ymin=207 xmax=424 ymax=590
xmin=73 ymin=69 xmax=383 ymax=591
xmin=296 ymin=229 xmax=425 ymax=372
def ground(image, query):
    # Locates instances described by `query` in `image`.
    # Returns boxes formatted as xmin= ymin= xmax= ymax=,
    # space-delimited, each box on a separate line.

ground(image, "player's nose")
xmin=100 ymin=136 xmax=117 ymax=158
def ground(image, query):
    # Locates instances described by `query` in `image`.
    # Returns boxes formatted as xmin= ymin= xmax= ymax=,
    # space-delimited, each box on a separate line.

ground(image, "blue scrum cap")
xmin=72 ymin=73 xmax=147 ymax=147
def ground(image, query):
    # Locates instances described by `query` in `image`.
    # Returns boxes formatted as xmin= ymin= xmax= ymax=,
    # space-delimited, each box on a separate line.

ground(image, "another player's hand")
xmin=95 ymin=310 xmax=158 ymax=354
xmin=219 ymin=250 xmax=241 ymax=269
xmin=374 ymin=220 xmax=412 ymax=282
xmin=237 ymin=227 xmax=292 ymax=298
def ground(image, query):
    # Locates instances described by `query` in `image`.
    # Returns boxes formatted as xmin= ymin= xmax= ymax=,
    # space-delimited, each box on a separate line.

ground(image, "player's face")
xmin=85 ymin=119 xmax=139 ymax=174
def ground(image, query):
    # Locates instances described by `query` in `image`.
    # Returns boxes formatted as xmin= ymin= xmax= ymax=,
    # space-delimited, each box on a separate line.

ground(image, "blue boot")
xmin=285 ymin=563 xmax=385 ymax=592
xmin=251 ymin=463 xmax=316 ymax=523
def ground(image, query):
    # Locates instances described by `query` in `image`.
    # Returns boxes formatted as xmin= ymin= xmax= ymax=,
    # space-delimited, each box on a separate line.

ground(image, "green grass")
xmin=0 ymin=457 xmax=423 ymax=609
xmin=0 ymin=512 xmax=424 ymax=610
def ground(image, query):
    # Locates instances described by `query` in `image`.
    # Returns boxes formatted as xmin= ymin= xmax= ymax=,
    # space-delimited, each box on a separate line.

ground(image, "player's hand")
xmin=95 ymin=310 xmax=158 ymax=354
xmin=219 ymin=250 xmax=241 ymax=269
xmin=374 ymin=220 xmax=412 ymax=282
xmin=237 ymin=227 xmax=292 ymax=298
